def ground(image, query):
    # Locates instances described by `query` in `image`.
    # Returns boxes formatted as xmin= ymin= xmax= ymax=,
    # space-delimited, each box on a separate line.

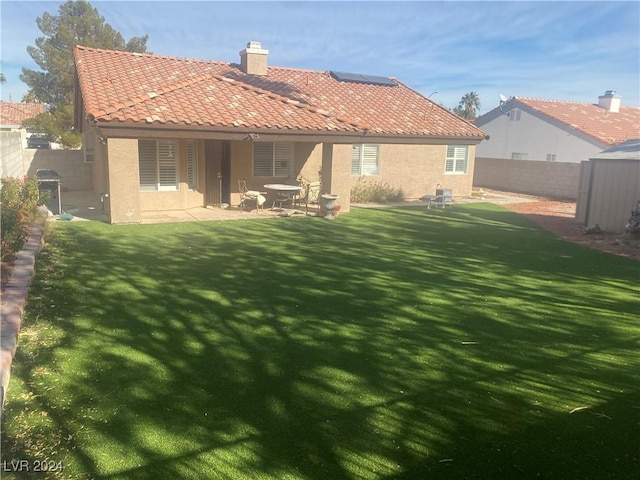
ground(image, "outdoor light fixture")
xmin=246 ymin=133 xmax=260 ymax=141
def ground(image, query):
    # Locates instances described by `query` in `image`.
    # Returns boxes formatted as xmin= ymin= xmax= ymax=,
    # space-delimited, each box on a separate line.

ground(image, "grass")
xmin=1 ymin=204 xmax=638 ymax=479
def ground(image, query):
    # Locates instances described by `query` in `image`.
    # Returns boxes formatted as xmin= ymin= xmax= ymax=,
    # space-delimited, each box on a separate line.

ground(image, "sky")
xmin=1 ymin=0 xmax=639 ymax=113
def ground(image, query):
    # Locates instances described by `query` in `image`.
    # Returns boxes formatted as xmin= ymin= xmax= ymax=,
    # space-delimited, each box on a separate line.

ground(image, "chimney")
xmin=239 ymin=41 xmax=269 ymax=75
xmin=598 ymin=90 xmax=621 ymax=113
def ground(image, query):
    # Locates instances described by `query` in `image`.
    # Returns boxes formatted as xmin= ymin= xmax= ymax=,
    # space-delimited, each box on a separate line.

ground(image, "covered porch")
xmin=57 ymin=190 xmax=323 ymax=224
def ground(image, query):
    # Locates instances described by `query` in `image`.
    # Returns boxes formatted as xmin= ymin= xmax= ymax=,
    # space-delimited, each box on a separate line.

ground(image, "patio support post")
xmin=321 ymin=143 xmax=351 ymax=213
xmin=107 ymin=138 xmax=142 ymax=224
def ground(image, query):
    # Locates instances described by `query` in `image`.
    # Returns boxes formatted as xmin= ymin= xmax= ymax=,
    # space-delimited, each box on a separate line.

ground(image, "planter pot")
xmin=321 ymin=194 xmax=339 ymax=220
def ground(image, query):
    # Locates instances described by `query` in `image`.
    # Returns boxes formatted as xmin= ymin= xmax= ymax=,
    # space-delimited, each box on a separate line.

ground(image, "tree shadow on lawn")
xmin=2 ymin=205 xmax=638 ymax=479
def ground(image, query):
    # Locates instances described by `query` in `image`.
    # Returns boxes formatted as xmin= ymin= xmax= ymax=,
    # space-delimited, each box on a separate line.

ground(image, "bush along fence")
xmin=1 ymin=176 xmax=47 ymax=259
xmin=0 ymin=176 xmax=48 ymax=411
xmin=625 ymin=200 xmax=640 ymax=234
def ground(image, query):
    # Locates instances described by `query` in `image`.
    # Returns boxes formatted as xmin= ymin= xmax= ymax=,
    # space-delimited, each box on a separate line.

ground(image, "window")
xmin=445 ymin=145 xmax=468 ymax=174
xmin=509 ymin=109 xmax=522 ymax=121
xmin=352 ymin=144 xmax=379 ymax=175
xmin=83 ymin=132 xmax=95 ymax=163
xmin=186 ymin=140 xmax=198 ymax=189
xmin=546 ymin=153 xmax=556 ymax=162
xmin=511 ymin=152 xmax=529 ymax=160
xmin=138 ymin=139 xmax=178 ymax=191
xmin=253 ymin=142 xmax=293 ymax=177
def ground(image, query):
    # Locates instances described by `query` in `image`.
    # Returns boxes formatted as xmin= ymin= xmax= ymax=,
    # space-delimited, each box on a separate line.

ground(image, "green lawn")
xmin=2 ymin=204 xmax=638 ymax=479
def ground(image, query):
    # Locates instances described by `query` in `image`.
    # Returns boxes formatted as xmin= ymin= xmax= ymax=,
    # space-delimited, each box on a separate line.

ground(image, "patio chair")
xmin=296 ymin=181 xmax=321 ymax=214
xmin=422 ymin=184 xmax=453 ymax=209
xmin=275 ymin=190 xmax=294 ymax=210
xmin=238 ymin=179 xmax=266 ymax=211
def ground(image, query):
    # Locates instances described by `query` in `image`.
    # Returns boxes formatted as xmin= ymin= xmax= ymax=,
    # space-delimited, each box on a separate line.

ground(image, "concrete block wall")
xmin=474 ymin=157 xmax=581 ymax=199
xmin=24 ymin=149 xmax=91 ymax=191
xmin=1 ymin=132 xmax=25 ymax=178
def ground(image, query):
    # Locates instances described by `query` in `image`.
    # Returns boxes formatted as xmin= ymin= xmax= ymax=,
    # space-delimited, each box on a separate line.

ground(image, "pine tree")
xmin=20 ymin=0 xmax=149 ymax=147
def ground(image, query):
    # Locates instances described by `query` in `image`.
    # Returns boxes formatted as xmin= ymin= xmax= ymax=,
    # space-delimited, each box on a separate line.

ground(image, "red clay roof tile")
xmin=0 ymin=102 xmax=45 ymax=125
xmin=74 ymin=46 xmax=486 ymax=139
xmin=515 ymin=97 xmax=639 ymax=145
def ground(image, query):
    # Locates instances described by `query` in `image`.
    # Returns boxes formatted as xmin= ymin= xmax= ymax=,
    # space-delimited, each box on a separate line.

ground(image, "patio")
xmin=57 ymin=190 xmax=313 ymax=224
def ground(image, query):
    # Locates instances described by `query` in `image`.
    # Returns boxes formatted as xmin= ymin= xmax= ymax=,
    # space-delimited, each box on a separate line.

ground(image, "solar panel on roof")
xmin=330 ymin=71 xmax=396 ymax=87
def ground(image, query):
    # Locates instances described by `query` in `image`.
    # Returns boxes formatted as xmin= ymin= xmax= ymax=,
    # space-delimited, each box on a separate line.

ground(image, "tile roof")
xmin=591 ymin=138 xmax=640 ymax=161
xmin=478 ymin=97 xmax=640 ymax=146
xmin=73 ymin=46 xmax=486 ymax=139
xmin=0 ymin=102 xmax=45 ymax=125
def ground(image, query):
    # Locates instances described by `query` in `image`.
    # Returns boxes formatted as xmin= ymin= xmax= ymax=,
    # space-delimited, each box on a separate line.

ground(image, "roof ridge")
xmin=226 ymin=76 xmax=367 ymax=130
xmin=96 ymin=72 xmax=218 ymax=117
xmin=75 ymin=44 xmax=230 ymax=67
xmin=75 ymin=45 xmax=395 ymax=85
xmin=98 ymin=71 xmax=365 ymax=130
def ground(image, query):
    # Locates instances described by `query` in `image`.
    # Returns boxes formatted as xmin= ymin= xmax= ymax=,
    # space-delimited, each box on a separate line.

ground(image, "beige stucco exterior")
xmin=86 ymin=130 xmax=477 ymax=224
xmin=369 ymin=144 xmax=477 ymax=199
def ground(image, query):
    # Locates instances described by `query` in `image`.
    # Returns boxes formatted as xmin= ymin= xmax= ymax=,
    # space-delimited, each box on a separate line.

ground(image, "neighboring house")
xmin=575 ymin=139 xmax=640 ymax=234
xmin=475 ymin=92 xmax=640 ymax=163
xmin=0 ymin=102 xmax=46 ymax=177
xmin=73 ymin=42 xmax=487 ymax=224
xmin=0 ymin=101 xmax=45 ymax=132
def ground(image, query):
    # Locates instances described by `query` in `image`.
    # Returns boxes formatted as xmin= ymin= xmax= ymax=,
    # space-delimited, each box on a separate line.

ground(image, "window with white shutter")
xmin=351 ymin=144 xmax=379 ymax=176
xmin=138 ymin=139 xmax=179 ymax=191
xmin=252 ymin=142 xmax=293 ymax=177
xmin=445 ymin=145 xmax=468 ymax=174
xmin=186 ymin=140 xmax=197 ymax=190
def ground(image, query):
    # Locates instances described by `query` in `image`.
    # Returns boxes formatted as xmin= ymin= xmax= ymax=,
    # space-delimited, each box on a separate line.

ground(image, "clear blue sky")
xmin=2 ymin=0 xmax=639 ymax=112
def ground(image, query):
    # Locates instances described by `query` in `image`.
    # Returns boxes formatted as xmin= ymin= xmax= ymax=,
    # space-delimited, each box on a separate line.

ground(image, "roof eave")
xmin=93 ymin=120 xmax=487 ymax=144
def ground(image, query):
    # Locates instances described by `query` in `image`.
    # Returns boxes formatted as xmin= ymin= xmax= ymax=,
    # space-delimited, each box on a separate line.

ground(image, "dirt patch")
xmin=500 ymin=196 xmax=640 ymax=261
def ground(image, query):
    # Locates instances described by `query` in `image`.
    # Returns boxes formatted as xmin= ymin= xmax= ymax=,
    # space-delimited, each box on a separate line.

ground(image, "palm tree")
xmin=458 ymin=91 xmax=481 ymax=120
xmin=0 ymin=73 xmax=6 ymax=83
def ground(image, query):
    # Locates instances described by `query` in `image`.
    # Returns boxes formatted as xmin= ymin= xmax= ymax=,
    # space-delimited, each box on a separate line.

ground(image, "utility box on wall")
xmin=36 ymin=169 xmax=62 ymax=215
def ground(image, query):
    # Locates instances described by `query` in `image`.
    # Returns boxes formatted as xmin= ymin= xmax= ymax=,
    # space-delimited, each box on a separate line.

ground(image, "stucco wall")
xmin=229 ymin=141 xmax=325 ymax=208
xmin=107 ymin=138 xmax=141 ymax=223
xmin=368 ymin=144 xmax=476 ymax=199
xmin=100 ymin=137 xmax=478 ymax=221
xmin=476 ymin=109 xmax=603 ymax=163
xmin=138 ymin=139 xmax=206 ymax=212
xmin=474 ymin=157 xmax=581 ymax=199
xmin=321 ymin=143 xmax=352 ymax=212
xmin=24 ymin=149 xmax=91 ymax=191
xmin=1 ymin=131 xmax=25 ymax=178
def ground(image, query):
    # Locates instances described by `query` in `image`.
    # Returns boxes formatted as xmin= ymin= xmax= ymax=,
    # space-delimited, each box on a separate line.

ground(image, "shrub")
xmin=625 ymin=200 xmax=640 ymax=234
xmin=1 ymin=176 xmax=45 ymax=258
xmin=350 ymin=178 xmax=404 ymax=203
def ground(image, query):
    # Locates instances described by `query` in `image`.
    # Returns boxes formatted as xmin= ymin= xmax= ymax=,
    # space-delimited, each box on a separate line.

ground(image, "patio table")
xmin=263 ymin=184 xmax=302 ymax=210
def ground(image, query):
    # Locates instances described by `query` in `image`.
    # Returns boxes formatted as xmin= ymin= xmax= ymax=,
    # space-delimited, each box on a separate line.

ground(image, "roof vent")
xmin=598 ymin=90 xmax=621 ymax=113
xmin=240 ymin=41 xmax=268 ymax=76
